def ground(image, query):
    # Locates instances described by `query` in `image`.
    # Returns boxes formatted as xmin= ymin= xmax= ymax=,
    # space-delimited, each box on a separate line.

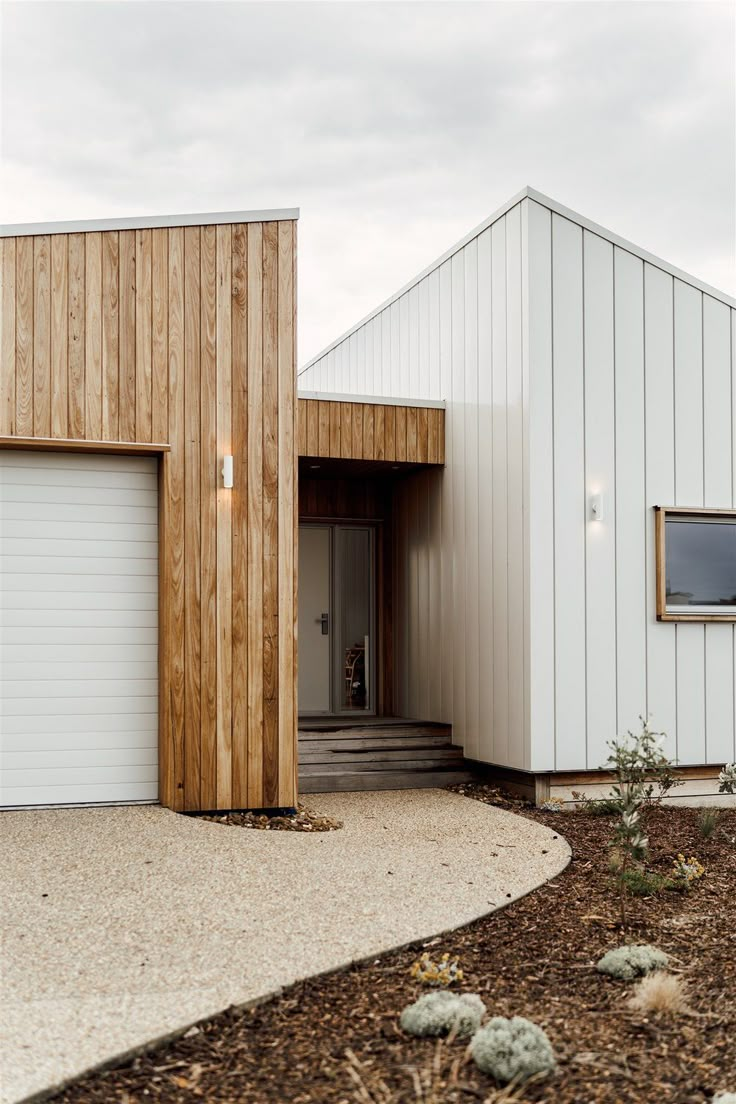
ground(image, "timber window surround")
xmin=655 ymin=507 xmax=736 ymax=621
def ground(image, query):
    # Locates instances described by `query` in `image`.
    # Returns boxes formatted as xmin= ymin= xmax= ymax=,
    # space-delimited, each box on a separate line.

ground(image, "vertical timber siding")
xmin=0 ymin=219 xmax=298 ymax=811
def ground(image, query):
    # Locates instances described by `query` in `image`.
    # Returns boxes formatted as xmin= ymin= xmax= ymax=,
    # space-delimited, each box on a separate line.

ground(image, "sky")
xmin=1 ymin=1 xmax=734 ymax=366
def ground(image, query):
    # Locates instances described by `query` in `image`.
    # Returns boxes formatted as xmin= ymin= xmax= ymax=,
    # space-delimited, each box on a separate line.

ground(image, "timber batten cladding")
xmin=0 ymin=212 xmax=298 ymax=811
xmin=297 ymin=395 xmax=445 ymax=464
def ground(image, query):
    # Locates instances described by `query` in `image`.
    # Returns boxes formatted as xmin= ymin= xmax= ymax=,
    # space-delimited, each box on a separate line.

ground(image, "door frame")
xmin=298 ymin=520 xmax=377 ymax=718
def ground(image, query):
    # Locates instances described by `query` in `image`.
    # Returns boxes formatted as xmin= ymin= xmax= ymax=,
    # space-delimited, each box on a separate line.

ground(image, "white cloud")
xmin=1 ymin=0 xmax=733 ymax=364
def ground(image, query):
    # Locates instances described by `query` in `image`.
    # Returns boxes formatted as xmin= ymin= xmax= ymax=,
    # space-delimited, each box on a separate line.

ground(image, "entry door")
xmin=298 ymin=526 xmax=331 ymax=712
xmin=298 ymin=523 xmax=375 ymax=715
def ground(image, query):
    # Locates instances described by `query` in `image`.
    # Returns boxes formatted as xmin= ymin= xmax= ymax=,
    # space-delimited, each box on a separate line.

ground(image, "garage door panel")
xmin=2 ymin=713 xmax=158 ymax=738
xmin=0 ymin=483 xmax=158 ymax=508
xmin=0 ymin=781 xmax=159 ymax=808
xmin=2 ymin=572 xmax=158 ymax=594
xmin=0 ymin=452 xmax=159 ymax=808
xmin=2 ymin=618 xmax=157 ymax=638
xmin=2 ymin=520 xmax=159 ymax=543
xmin=2 ymin=500 xmax=159 ymax=525
xmin=2 ymin=763 xmax=158 ymax=788
xmin=3 ymin=642 xmax=158 ymax=661
xmin=2 ymin=694 xmax=158 ymax=717
xmin=0 ymin=465 xmax=157 ymax=490
xmin=2 ymin=678 xmax=157 ymax=699
xmin=1 ymin=554 xmax=157 ymax=576
xmin=4 ymin=748 xmax=158 ymax=770
xmin=1 ymin=586 xmax=158 ymax=606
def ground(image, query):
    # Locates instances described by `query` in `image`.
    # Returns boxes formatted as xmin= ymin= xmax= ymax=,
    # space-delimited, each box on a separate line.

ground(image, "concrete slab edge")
xmin=15 ymin=822 xmax=571 ymax=1104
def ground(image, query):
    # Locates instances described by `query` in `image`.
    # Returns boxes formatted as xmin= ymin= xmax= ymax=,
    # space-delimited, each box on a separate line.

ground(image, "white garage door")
xmin=0 ymin=451 xmax=159 ymax=808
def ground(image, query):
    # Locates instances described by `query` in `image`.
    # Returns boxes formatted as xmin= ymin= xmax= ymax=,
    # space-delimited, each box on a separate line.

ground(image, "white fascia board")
xmin=0 ymin=208 xmax=300 ymax=239
xmin=300 ymin=185 xmax=736 ymax=374
xmin=298 ymin=390 xmax=445 ymax=409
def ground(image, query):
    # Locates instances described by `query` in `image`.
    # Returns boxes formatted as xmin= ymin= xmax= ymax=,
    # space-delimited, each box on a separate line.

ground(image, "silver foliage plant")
xmin=712 ymin=1094 xmax=736 ymax=1104
xmin=596 ymin=944 xmax=669 ymax=980
xmin=400 ymin=991 xmax=486 ymax=1039
xmin=718 ymin=763 xmax=736 ymax=794
xmin=470 ymin=1016 xmax=556 ymax=1083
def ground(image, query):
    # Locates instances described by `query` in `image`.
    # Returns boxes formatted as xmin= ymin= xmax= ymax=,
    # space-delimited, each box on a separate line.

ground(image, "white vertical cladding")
xmin=477 ymin=228 xmax=494 ymax=762
xmin=490 ymin=217 xmax=509 ymax=766
xmin=300 ymin=192 xmax=736 ymax=773
xmin=582 ymin=230 xmax=617 ymax=770
xmin=505 ymin=204 xmax=525 ymax=769
xmin=614 ymin=249 xmax=648 ymax=741
xmin=531 ymin=211 xmax=736 ymax=771
xmin=702 ymin=295 xmax=735 ymax=764
xmin=644 ymin=265 xmax=677 ymax=761
xmin=526 ymin=201 xmax=555 ymax=771
xmin=551 ymin=214 xmax=586 ymax=770
xmin=674 ymin=281 xmax=706 ymax=763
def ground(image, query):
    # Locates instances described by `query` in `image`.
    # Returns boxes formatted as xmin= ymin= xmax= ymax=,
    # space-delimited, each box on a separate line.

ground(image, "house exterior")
xmin=2 ymin=189 xmax=734 ymax=811
xmin=300 ymin=187 xmax=736 ymax=802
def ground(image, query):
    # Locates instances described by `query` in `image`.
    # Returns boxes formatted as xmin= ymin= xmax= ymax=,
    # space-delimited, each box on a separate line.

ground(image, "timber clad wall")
xmin=0 ymin=218 xmax=298 ymax=811
xmin=297 ymin=398 xmax=445 ymax=464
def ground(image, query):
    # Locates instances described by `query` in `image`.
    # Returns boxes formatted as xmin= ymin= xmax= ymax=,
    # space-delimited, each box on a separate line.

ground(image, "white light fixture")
xmin=590 ymin=492 xmax=603 ymax=522
xmin=222 ymin=455 xmax=234 ymax=489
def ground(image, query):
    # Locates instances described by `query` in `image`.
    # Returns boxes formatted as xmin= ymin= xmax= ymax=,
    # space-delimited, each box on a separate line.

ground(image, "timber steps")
xmin=298 ymin=720 xmax=474 ymax=793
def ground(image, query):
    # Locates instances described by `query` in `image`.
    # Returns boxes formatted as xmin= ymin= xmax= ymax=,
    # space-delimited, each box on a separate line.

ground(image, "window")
xmin=655 ymin=507 xmax=736 ymax=621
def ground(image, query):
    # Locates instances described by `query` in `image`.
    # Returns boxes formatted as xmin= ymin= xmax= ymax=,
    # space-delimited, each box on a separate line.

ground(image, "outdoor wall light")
xmin=222 ymin=455 xmax=234 ymax=490
xmin=590 ymin=492 xmax=603 ymax=522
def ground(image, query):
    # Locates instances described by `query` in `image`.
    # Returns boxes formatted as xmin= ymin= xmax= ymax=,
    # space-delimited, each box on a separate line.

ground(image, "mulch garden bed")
xmin=198 ymin=804 xmax=343 ymax=833
xmin=52 ymin=788 xmax=735 ymax=1103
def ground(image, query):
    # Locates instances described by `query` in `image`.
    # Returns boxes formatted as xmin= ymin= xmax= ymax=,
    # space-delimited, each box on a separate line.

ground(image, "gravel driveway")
xmin=0 ymin=788 xmax=569 ymax=1103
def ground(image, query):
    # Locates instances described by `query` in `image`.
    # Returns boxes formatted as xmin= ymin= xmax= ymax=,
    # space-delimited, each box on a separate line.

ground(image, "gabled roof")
xmin=301 ymin=186 xmax=735 ymax=374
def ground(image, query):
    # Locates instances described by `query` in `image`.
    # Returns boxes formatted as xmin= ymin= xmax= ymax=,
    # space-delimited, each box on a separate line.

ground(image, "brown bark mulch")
xmin=51 ymin=789 xmax=735 ymax=1104
xmin=197 ymin=804 xmax=343 ymax=832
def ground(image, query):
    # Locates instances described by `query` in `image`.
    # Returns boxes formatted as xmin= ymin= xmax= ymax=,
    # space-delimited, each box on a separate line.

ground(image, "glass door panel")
xmin=334 ymin=526 xmax=374 ymax=713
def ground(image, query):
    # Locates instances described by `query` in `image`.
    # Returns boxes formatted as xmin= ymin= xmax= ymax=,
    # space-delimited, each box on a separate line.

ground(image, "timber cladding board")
xmin=297 ymin=398 xmax=445 ymax=465
xmin=0 ymin=220 xmax=298 ymax=812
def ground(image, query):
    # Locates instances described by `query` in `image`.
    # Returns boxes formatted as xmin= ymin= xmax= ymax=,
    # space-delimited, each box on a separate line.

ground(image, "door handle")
xmin=318 ymin=612 xmax=329 ymax=635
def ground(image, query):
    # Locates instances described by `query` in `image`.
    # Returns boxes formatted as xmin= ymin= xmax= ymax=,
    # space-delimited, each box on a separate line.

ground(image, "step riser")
xmin=300 ymin=769 xmax=475 ymax=793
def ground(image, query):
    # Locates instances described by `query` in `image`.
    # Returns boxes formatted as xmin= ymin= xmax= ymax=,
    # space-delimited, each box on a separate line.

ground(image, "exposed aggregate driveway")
xmin=0 ymin=788 xmax=570 ymax=1103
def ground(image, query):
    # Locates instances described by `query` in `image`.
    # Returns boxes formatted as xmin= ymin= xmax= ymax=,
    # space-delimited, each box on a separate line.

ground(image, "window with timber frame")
xmin=655 ymin=507 xmax=736 ymax=621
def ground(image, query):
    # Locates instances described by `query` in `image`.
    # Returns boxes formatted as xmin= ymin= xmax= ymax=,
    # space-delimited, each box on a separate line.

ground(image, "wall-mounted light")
xmin=590 ymin=492 xmax=603 ymax=522
xmin=222 ymin=455 xmax=234 ymax=489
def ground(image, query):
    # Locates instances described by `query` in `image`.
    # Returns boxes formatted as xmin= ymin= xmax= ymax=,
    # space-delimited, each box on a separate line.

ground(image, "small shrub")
xmin=572 ymin=790 xmax=622 ymax=816
xmin=618 ymin=867 xmax=670 ymax=897
xmin=627 ymin=971 xmax=689 ymax=1014
xmin=410 ymin=952 xmax=463 ymax=987
xmin=698 ymin=808 xmax=722 ymax=839
xmin=718 ymin=763 xmax=736 ymax=794
xmin=470 ymin=1016 xmax=555 ymax=1084
xmin=400 ymin=991 xmax=486 ymax=1039
xmin=596 ymin=944 xmax=669 ymax=980
xmin=670 ymin=853 xmax=705 ymax=888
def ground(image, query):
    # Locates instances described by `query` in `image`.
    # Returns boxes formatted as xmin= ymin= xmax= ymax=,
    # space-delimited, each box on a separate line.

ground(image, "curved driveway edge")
xmin=0 ymin=788 xmax=570 ymax=1104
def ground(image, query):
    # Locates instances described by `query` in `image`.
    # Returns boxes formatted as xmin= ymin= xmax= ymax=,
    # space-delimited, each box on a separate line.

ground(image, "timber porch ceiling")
xmin=297 ymin=394 xmax=445 ymax=469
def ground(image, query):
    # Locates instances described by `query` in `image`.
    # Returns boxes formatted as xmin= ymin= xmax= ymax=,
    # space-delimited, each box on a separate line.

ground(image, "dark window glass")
xmin=665 ymin=516 xmax=736 ymax=608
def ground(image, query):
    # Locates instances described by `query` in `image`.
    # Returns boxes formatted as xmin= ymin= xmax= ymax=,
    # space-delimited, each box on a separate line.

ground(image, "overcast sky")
xmin=1 ymin=1 xmax=734 ymax=365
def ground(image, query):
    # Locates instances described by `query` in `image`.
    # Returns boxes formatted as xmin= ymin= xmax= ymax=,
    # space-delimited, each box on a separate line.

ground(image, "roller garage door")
xmin=0 ymin=451 xmax=159 ymax=808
